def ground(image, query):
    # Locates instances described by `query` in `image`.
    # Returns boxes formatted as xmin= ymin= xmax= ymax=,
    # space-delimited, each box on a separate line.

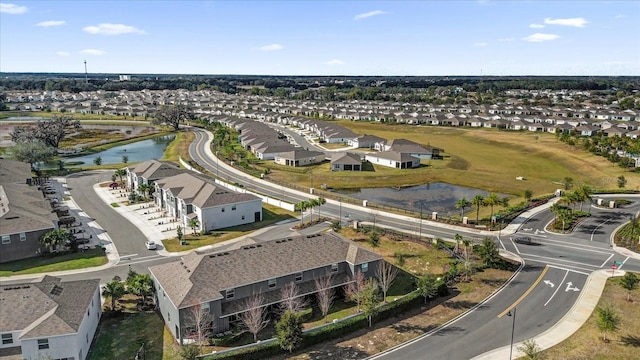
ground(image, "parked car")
xmin=44 ymin=190 xmax=57 ymax=195
xmin=145 ymin=240 xmax=157 ymax=250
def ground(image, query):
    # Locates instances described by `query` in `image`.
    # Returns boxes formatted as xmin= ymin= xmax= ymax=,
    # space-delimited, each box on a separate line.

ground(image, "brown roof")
xmin=149 ymin=232 xmax=382 ymax=309
xmin=0 ymin=276 xmax=99 ymax=339
xmin=157 ymin=173 xmax=260 ymax=209
xmin=0 ymin=183 xmax=57 ymax=234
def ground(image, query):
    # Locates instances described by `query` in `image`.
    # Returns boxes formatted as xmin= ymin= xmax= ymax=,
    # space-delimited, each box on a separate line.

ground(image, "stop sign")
xmin=612 ymin=264 xmax=617 ymax=270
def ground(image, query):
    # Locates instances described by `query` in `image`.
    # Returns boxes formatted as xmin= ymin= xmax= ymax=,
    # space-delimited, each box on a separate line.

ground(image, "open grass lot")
xmin=162 ymin=204 xmax=297 ymax=252
xmin=267 ymin=122 xmax=638 ymax=197
xmin=0 ymin=248 xmax=107 ymax=277
xmin=540 ymin=273 xmax=640 ymax=360
xmin=162 ymin=130 xmax=194 ymax=163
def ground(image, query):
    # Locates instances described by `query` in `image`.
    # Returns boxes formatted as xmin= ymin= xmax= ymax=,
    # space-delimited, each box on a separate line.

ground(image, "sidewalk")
xmin=473 ymin=269 xmax=626 ymax=360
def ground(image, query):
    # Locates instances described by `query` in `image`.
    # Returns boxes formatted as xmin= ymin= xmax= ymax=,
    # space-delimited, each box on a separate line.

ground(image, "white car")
xmin=145 ymin=240 xmax=157 ymax=250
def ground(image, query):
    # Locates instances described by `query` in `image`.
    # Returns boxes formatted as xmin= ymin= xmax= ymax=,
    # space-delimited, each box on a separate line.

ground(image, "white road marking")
xmin=521 ymin=253 xmax=600 ymax=268
xmin=499 ymin=239 xmax=506 ymax=250
xmin=619 ymin=256 xmax=630 ymax=269
xmin=591 ymin=218 xmax=612 ymax=241
xmin=532 ymin=236 xmax=613 ymax=252
xmin=525 ymin=260 xmax=592 ymax=275
xmin=600 ymin=253 xmax=614 ymax=268
xmin=543 ymin=280 xmax=555 ymax=288
xmin=565 ymin=281 xmax=580 ymax=292
xmin=510 ymin=238 xmax=521 ymax=254
xmin=531 ymin=240 xmax=613 ymax=255
xmin=544 ymin=270 xmax=568 ymax=306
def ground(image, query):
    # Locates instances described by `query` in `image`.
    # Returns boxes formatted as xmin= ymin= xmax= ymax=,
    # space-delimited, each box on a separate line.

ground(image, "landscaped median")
xmin=0 ymin=248 xmax=107 ymax=277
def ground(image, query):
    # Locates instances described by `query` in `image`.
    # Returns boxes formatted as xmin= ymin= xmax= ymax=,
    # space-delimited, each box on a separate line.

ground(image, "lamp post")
xmin=339 ymin=198 xmax=342 ymax=224
xmin=418 ymin=201 xmax=423 ymax=240
xmin=507 ymin=307 xmax=517 ymax=360
xmin=216 ymin=151 xmax=220 ymax=178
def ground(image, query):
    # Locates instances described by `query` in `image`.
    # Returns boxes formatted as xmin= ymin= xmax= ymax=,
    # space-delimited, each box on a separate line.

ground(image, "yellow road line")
xmin=497 ymin=265 xmax=549 ymax=318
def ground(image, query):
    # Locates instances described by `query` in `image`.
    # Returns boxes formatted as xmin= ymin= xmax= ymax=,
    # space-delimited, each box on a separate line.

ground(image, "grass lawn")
xmin=266 ymin=122 xmax=638 ymax=197
xmin=540 ymin=273 xmax=640 ymax=360
xmin=0 ymin=249 xmax=107 ymax=277
xmin=162 ymin=205 xmax=297 ymax=252
xmin=162 ymin=130 xmax=194 ymax=163
xmin=0 ymin=110 xmax=145 ymax=121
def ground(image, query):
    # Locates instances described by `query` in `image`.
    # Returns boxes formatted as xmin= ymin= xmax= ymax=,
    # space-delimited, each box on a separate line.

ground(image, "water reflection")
xmin=336 ymin=183 xmax=508 ymax=215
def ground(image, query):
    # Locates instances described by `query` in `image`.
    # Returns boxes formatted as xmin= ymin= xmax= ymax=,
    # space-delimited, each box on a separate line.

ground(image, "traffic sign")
xmin=614 ymin=261 xmax=623 ymax=266
xmin=612 ymin=264 xmax=617 ymax=270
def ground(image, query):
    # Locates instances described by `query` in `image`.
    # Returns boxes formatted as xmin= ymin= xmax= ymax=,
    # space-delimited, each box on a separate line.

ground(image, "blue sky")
xmin=1 ymin=1 xmax=639 ymax=76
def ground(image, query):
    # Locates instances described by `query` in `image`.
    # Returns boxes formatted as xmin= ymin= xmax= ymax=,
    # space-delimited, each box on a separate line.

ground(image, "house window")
xmin=168 ymin=313 xmax=170 ymax=322
xmin=221 ymin=207 xmax=225 ymax=213
xmin=331 ymin=263 xmax=338 ymax=273
xmin=241 ymin=215 xmax=245 ymax=220
xmin=87 ymin=308 xmax=90 ymax=317
xmin=268 ymin=278 xmax=277 ymax=288
xmin=361 ymin=262 xmax=369 ymax=272
xmin=37 ymin=338 xmax=49 ymax=349
xmin=232 ymin=205 xmax=236 ymax=211
xmin=202 ymin=302 xmax=210 ymax=312
xmin=19 ymin=232 xmax=26 ymax=241
xmin=1 ymin=333 xmax=12 ymax=344
xmin=226 ymin=289 xmax=235 ymax=299
xmin=295 ymin=272 xmax=303 ymax=282
xmin=1 ymin=235 xmax=9 ymax=244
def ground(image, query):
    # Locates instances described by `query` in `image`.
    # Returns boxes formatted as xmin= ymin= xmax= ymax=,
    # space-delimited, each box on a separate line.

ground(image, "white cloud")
xmin=354 ymin=10 xmax=387 ymax=20
xmin=80 ymin=49 xmax=106 ymax=56
xmin=522 ymin=33 xmax=560 ymax=42
xmin=56 ymin=51 xmax=70 ymax=57
xmin=473 ymin=42 xmax=488 ymax=47
xmin=529 ymin=23 xmax=545 ymax=29
xmin=326 ymin=59 xmax=344 ymax=65
xmin=83 ymin=23 xmax=144 ymax=35
xmin=259 ymin=44 xmax=283 ymax=51
xmin=615 ymin=14 xmax=625 ymax=19
xmin=36 ymin=20 xmax=65 ymax=27
xmin=498 ymin=37 xmax=516 ymax=42
xmin=0 ymin=3 xmax=28 ymax=14
xmin=544 ymin=17 xmax=588 ymax=28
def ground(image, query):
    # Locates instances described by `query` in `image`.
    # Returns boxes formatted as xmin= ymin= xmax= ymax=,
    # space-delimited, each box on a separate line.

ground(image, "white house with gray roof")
xmin=154 ymin=172 xmax=262 ymax=232
xmin=149 ymin=232 xmax=382 ymax=344
xmin=125 ymin=159 xmax=185 ymax=191
xmin=0 ymin=276 xmax=101 ymax=360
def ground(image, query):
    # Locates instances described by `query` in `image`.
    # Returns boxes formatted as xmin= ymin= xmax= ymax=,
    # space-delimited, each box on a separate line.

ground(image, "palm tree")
xmin=307 ymin=198 xmax=318 ymax=221
xmin=114 ymin=168 xmax=127 ymax=185
xmin=128 ymin=274 xmax=154 ymax=305
xmin=40 ymin=228 xmax=73 ymax=253
xmin=102 ymin=279 xmax=126 ymax=311
xmin=524 ymin=189 xmax=533 ymax=203
xmin=471 ymin=195 xmax=485 ymax=225
xmin=455 ymin=198 xmax=470 ymax=219
xmin=484 ymin=193 xmax=501 ymax=223
xmin=454 ymin=234 xmax=463 ymax=254
xmin=316 ymin=197 xmax=326 ymax=221
xmin=188 ymin=217 xmax=200 ymax=235
xmin=575 ymin=184 xmax=592 ymax=212
xmin=294 ymin=201 xmax=310 ymax=226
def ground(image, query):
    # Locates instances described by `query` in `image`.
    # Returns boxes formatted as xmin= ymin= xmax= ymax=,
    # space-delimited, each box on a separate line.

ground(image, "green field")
xmin=267 ymin=121 xmax=638 ymax=198
xmin=0 ymin=249 xmax=107 ymax=277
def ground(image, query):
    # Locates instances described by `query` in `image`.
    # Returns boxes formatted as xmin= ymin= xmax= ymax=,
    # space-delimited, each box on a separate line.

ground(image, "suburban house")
xmin=374 ymin=139 xmax=441 ymax=159
xmin=149 ymin=232 xmax=382 ymax=344
xmin=365 ymin=151 xmax=421 ymax=169
xmin=125 ymin=160 xmax=184 ymax=191
xmin=0 ymin=276 xmax=101 ymax=360
xmin=0 ymin=159 xmax=57 ymax=263
xmin=274 ymin=150 xmax=325 ymax=167
xmin=348 ymin=134 xmax=385 ymax=149
xmin=154 ymin=172 xmax=262 ymax=232
xmin=331 ymin=152 xmax=363 ymax=171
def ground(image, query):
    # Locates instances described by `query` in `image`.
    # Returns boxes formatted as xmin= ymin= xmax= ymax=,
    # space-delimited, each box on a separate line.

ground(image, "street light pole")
xmin=216 ymin=151 xmax=219 ymax=178
xmin=419 ymin=202 xmax=423 ymax=240
xmin=508 ymin=307 xmax=517 ymax=360
xmin=339 ymin=198 xmax=342 ymax=224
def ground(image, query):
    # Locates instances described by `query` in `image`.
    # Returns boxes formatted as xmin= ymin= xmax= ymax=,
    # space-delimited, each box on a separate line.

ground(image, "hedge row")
xmin=201 ymin=291 xmax=427 ymax=360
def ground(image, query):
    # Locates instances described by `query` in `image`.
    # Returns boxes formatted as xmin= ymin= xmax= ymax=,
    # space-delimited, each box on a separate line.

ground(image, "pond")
xmin=37 ymin=135 xmax=176 ymax=169
xmin=335 ymin=183 xmax=508 ymax=216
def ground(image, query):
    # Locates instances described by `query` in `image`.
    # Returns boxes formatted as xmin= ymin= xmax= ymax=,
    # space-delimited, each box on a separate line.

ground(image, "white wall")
xmin=21 ymin=333 xmax=80 ymax=360
xmin=199 ymin=198 xmax=262 ymax=231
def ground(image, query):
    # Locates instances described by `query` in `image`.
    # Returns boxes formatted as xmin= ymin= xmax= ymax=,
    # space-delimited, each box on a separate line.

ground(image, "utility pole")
xmin=418 ymin=202 xmax=423 ymax=240
xmin=84 ymin=60 xmax=88 ymax=84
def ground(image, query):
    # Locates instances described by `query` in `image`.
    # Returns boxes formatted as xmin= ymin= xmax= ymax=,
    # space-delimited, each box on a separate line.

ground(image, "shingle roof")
xmin=149 ymin=232 xmax=382 ymax=309
xmin=0 ymin=276 xmax=99 ymax=339
xmin=275 ymin=150 xmax=325 ymax=160
xmin=367 ymin=151 xmax=418 ymax=162
xmin=331 ymin=152 xmax=362 ymax=165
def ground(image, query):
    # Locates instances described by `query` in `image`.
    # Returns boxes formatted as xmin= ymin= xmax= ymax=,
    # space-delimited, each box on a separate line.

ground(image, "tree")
xmin=276 ymin=310 xmax=303 ymax=353
xmin=188 ymin=218 xmax=200 ymax=235
xmin=524 ymin=189 xmax=533 ymax=203
xmin=294 ymin=200 xmax=310 ymax=226
xmin=40 ymin=228 xmax=73 ymax=253
xmin=596 ymin=304 xmax=620 ymax=342
xmin=179 ymin=344 xmax=200 ymax=360
xmin=619 ymin=272 xmax=639 ymax=302
xmin=517 ymin=339 xmax=545 ymax=360
xmin=376 ymin=261 xmax=399 ymax=303
xmin=483 ymin=193 xmax=501 ymax=223
xmin=345 ymin=270 xmax=366 ymax=312
xmin=369 ymin=230 xmax=380 ymax=247
xmin=307 ymin=198 xmax=318 ymax=221
xmin=183 ymin=301 xmax=213 ymax=349
xmin=122 ymin=155 xmax=129 ymax=164
xmin=10 ymin=115 xmax=80 ymax=148
xmin=455 ymin=198 xmax=470 ymax=219
xmin=93 ymin=156 xmax=102 ymax=166
xmin=361 ymin=279 xmax=379 ymax=327
xmin=417 ymin=274 xmax=438 ymax=304
xmin=563 ymin=177 xmax=574 ymax=190
xmin=102 ymin=278 xmax=126 ymax=311
xmin=240 ymin=293 xmax=269 ymax=342
xmin=177 ymin=225 xmax=184 ymax=243
xmin=279 ymin=282 xmax=307 ymax=314
xmin=314 ymin=275 xmax=335 ymax=323
xmin=617 ymin=175 xmax=627 ymax=189
xmin=315 ymin=197 xmax=326 ymax=221
xmin=128 ymin=273 xmax=154 ymax=305
xmin=471 ymin=194 xmax=485 ymax=224
xmin=575 ymin=185 xmax=592 ymax=212
xmin=115 ymin=168 xmax=127 ymax=184
xmin=137 ymin=183 xmax=152 ymax=198
xmin=462 ymin=239 xmax=473 ymax=281
xmin=152 ymin=104 xmax=194 ymax=131
xmin=477 ymin=237 xmax=500 ymax=268
xmin=9 ymin=141 xmax=57 ymax=170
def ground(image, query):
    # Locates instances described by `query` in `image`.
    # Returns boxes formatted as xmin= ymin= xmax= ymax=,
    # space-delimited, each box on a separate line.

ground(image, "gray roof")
xmin=367 ymin=151 xmax=419 ymax=162
xmin=275 ymin=150 xmax=325 ymax=160
xmin=149 ymin=232 xmax=382 ymax=309
xmin=0 ymin=276 xmax=99 ymax=339
xmin=0 ymin=159 xmax=31 ymax=184
xmin=129 ymin=160 xmax=184 ymax=182
xmin=331 ymin=152 xmax=362 ymax=165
